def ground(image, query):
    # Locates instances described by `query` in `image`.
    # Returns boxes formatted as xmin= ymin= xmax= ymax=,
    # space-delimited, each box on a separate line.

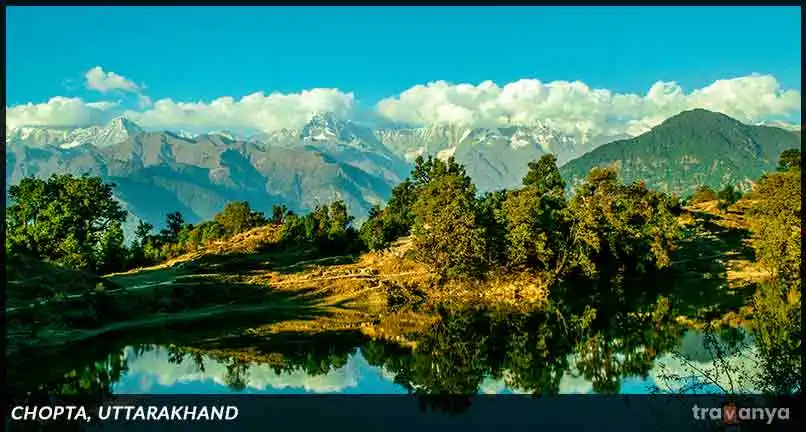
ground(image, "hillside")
xmin=560 ymin=109 xmax=801 ymax=196
xmin=7 ymin=195 xmax=772 ymax=352
xmin=5 ymin=114 xmax=627 ymax=233
xmin=375 ymin=124 xmax=626 ymax=192
xmin=6 ymin=121 xmax=408 ymax=236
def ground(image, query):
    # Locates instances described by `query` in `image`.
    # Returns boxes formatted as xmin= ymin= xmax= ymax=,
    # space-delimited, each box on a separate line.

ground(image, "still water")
xmin=114 ymin=331 xmax=756 ymax=395
xmin=8 ymin=315 xmax=762 ymax=398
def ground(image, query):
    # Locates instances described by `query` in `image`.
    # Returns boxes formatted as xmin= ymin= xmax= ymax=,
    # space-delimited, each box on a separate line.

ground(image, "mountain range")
xmin=560 ymin=109 xmax=801 ymax=196
xmin=5 ymin=109 xmax=801 ymax=237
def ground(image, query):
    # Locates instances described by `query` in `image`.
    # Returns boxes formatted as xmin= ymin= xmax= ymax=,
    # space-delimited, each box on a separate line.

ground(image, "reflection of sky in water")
xmin=111 ymin=331 xmax=760 ymax=395
xmin=113 ymin=347 xmax=405 ymax=394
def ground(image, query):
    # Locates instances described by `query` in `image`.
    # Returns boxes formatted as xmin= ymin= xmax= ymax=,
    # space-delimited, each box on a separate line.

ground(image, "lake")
xmin=7 ymin=315 xmax=763 ymax=399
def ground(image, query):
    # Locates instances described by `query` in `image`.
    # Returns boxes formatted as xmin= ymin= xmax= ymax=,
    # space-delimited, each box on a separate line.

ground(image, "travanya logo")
xmin=692 ymin=403 xmax=791 ymax=425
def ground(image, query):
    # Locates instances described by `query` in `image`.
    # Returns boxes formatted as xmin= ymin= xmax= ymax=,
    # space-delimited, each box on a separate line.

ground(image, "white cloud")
xmin=84 ymin=66 xmax=153 ymax=109
xmin=85 ymin=66 xmax=142 ymax=94
xmin=5 ymin=96 xmax=118 ymax=129
xmin=7 ymin=72 xmax=800 ymax=137
xmin=136 ymin=94 xmax=153 ymax=109
xmin=376 ymin=74 xmax=801 ymax=137
xmin=124 ymin=88 xmax=355 ymax=133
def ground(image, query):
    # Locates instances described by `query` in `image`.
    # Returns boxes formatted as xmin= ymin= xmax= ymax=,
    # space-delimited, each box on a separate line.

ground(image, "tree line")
xmin=742 ymin=148 xmax=801 ymax=394
xmin=360 ymin=154 xmax=682 ymax=282
xmin=6 ymin=178 xmax=361 ymax=276
xmin=6 ymin=149 xmax=800 ymax=291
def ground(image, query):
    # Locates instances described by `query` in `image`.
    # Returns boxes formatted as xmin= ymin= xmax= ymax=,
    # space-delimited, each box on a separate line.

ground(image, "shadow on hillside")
xmin=110 ymin=249 xmax=361 ymax=290
xmin=664 ymin=210 xmax=757 ymax=323
xmin=6 ymin=274 xmax=340 ymax=354
xmin=695 ymin=210 xmax=756 ymax=261
xmin=6 ymin=255 xmax=121 ymax=308
xmin=269 ymin=254 xmax=361 ymax=275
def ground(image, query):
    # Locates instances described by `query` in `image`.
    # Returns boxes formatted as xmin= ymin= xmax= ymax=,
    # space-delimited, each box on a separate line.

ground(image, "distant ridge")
xmin=560 ymin=109 xmax=802 ymax=196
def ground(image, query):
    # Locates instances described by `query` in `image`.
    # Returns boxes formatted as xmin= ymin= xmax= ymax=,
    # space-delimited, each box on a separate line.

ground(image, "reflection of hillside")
xmin=135 ymin=330 xmax=375 ymax=392
xmin=363 ymin=295 xmax=687 ymax=401
xmin=120 ymin=346 xmax=367 ymax=393
xmin=7 ymin=344 xmax=129 ymax=406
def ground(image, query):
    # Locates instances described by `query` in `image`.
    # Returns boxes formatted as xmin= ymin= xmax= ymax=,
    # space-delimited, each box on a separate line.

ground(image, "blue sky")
xmin=5 ymin=6 xmax=802 ymax=134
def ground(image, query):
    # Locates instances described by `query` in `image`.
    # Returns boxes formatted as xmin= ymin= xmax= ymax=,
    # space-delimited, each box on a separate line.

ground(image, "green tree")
xmin=411 ymin=158 xmax=488 ymax=279
xmin=6 ymin=174 xmax=127 ymax=272
xmin=777 ymin=148 xmax=801 ymax=172
xmin=523 ymin=154 xmax=566 ymax=192
xmin=128 ymin=220 xmax=155 ymax=268
xmin=565 ymin=168 xmax=680 ymax=278
xmin=306 ymin=204 xmax=331 ymax=242
xmin=717 ymin=184 xmax=740 ymax=203
xmin=271 ymin=205 xmax=289 ymax=224
xmin=501 ymin=155 xmax=570 ymax=273
xmin=476 ymin=190 xmax=509 ymax=267
xmin=359 ymin=206 xmax=388 ymax=251
xmin=746 ymin=167 xmax=801 ymax=286
xmin=176 ymin=223 xmax=196 ymax=251
xmin=97 ymin=221 xmax=127 ymax=274
xmin=214 ymin=201 xmax=266 ymax=236
xmin=382 ymin=179 xmax=418 ymax=239
xmin=134 ymin=220 xmax=154 ymax=246
xmin=199 ymin=221 xmax=226 ymax=245
xmin=281 ymin=213 xmax=305 ymax=242
xmin=750 ymin=280 xmax=801 ymax=394
xmin=160 ymin=211 xmax=185 ymax=243
xmin=326 ymin=200 xmax=357 ymax=252
xmin=716 ymin=184 xmax=742 ymax=211
xmin=689 ymin=185 xmax=718 ymax=204
xmin=328 ymin=200 xmax=355 ymax=240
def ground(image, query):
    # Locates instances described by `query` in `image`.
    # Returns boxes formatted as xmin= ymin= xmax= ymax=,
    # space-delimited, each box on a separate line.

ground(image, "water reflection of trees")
xmin=363 ymin=288 xmax=684 ymax=401
xmin=651 ymin=283 xmax=801 ymax=397
xmin=8 ymin=274 xmax=797 ymax=406
xmin=4 ymin=275 xmax=691 ymax=401
xmin=159 ymin=331 xmax=363 ymax=392
xmin=7 ymin=343 xmax=130 ymax=422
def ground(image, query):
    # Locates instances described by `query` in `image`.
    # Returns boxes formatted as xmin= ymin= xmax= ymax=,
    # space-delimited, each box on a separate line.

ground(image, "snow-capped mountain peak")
xmin=105 ymin=117 xmax=143 ymax=136
xmin=301 ymin=111 xmax=349 ymax=141
xmin=61 ymin=117 xmax=144 ymax=148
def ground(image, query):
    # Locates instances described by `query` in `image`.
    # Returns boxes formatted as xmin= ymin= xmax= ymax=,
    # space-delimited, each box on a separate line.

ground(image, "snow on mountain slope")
xmin=4 ymin=112 xmax=630 ymax=194
xmin=5 ymin=117 xmax=144 ymax=149
xmin=5 ymin=126 xmax=73 ymax=147
xmin=373 ymin=123 xmax=624 ymax=166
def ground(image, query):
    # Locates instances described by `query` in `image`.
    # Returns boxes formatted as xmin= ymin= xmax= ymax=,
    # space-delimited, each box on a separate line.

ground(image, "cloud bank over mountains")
xmin=5 ymin=97 xmax=119 ymax=129
xmin=6 ymin=66 xmax=801 ymax=137
xmin=124 ymin=88 xmax=356 ymax=133
xmin=377 ymin=75 xmax=801 ymax=136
